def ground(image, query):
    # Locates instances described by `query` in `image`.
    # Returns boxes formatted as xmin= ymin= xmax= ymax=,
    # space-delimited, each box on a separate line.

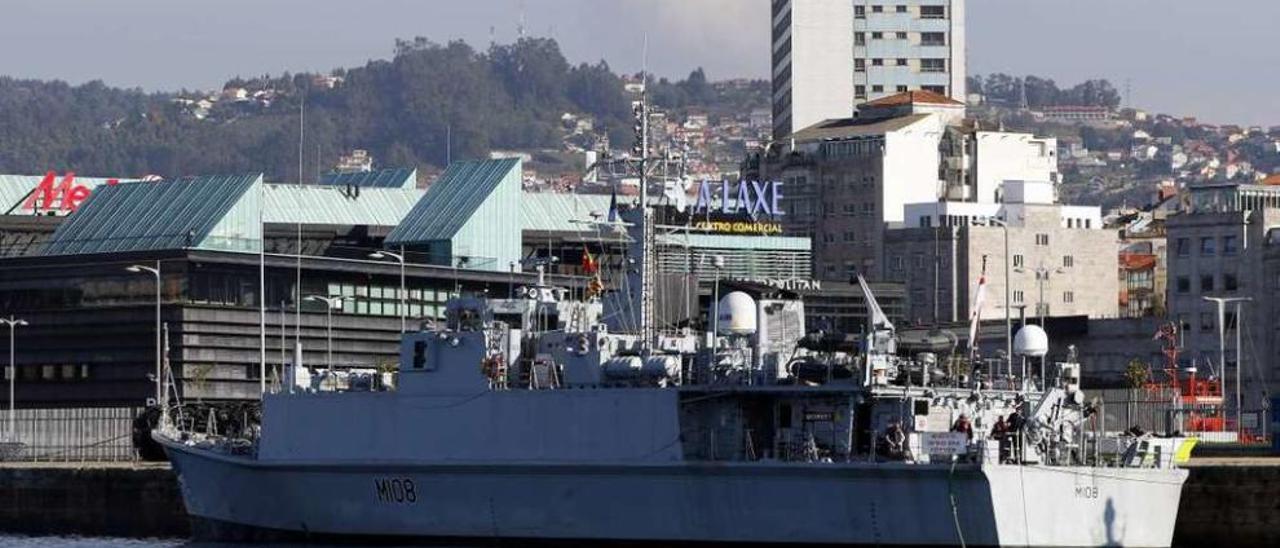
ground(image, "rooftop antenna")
xmin=517 ymin=0 xmax=526 ymax=39
xmin=1018 ymin=78 xmax=1028 ymax=110
xmin=298 ymin=93 xmax=305 ymax=184
xmin=1125 ymin=78 xmax=1133 ymax=109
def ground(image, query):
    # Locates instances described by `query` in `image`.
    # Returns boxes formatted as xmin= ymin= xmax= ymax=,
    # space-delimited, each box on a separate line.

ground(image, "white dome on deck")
xmin=716 ymin=292 xmax=757 ymax=335
xmin=1013 ymin=325 xmax=1049 ymax=357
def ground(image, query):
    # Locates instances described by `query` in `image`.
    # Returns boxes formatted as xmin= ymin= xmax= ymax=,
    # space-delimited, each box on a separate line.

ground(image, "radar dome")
xmin=1013 ymin=325 xmax=1049 ymax=357
xmin=716 ymin=292 xmax=757 ymax=335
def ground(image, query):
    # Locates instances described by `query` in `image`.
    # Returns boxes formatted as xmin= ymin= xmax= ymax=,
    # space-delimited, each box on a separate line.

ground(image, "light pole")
xmin=305 ymin=295 xmax=343 ymax=368
xmin=1203 ymin=296 xmax=1251 ymax=437
xmin=126 ymin=262 xmax=162 ymax=408
xmin=1015 ymin=265 xmax=1065 ymax=327
xmin=369 ymin=248 xmax=407 ymax=333
xmin=711 ymin=255 xmax=725 ymax=342
xmin=988 ymin=218 xmax=1013 ymax=378
xmin=2 ymin=316 xmax=29 ymax=440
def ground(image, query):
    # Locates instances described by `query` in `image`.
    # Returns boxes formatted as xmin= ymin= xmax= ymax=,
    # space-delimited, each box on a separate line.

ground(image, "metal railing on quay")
xmin=1 ymin=406 xmax=142 ymax=462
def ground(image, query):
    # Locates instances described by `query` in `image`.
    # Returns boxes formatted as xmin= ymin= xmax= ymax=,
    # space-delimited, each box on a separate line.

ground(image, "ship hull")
xmin=160 ymin=435 xmax=1185 ymax=547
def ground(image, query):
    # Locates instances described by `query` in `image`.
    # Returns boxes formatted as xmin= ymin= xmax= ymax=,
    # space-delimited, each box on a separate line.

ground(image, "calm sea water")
xmin=0 ymin=539 xmax=359 ymax=548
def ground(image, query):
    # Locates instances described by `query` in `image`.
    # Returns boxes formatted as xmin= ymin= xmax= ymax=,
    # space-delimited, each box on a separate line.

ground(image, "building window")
xmin=921 ymin=5 xmax=946 ymax=19
xmin=872 ymin=85 xmax=884 ymax=93
xmin=843 ymin=231 xmax=856 ymax=243
xmin=1176 ymin=238 xmax=1190 ymax=257
xmin=914 ymin=253 xmax=925 ymax=269
xmin=1223 ymin=235 xmax=1238 ymax=255
xmin=1013 ymin=290 xmax=1025 ymax=303
xmin=855 ymin=85 xmax=867 ymax=99
xmin=896 ymin=58 xmax=908 ymax=66
xmin=921 ymin=32 xmax=946 ymax=46
xmin=1200 ymin=237 xmax=1215 ymax=256
xmin=896 ymin=5 xmax=908 ymax=13
xmin=921 ymin=58 xmax=946 ymax=73
xmin=1035 ymin=234 xmax=1050 ymax=246
xmin=1201 ymin=275 xmax=1215 ymax=292
xmin=892 ymin=256 xmax=904 ymax=270
xmin=1063 ymin=255 xmax=1074 ymax=268
xmin=1063 ymin=291 xmax=1075 ymax=304
xmin=1176 ymin=276 xmax=1190 ymax=293
xmin=895 ymin=31 xmax=908 ymax=40
xmin=1013 ymin=254 xmax=1024 ymax=268
xmin=1225 ymin=272 xmax=1239 ymax=291
xmin=855 ymin=59 xmax=866 ymax=72
xmin=1200 ymin=312 xmax=1216 ymax=332
xmin=922 ymin=85 xmax=946 ymax=95
xmin=872 ymin=58 xmax=884 ymax=66
xmin=855 ymin=32 xmax=866 ymax=46
xmin=896 ymin=85 xmax=908 ymax=92
xmin=871 ymin=31 xmax=884 ymax=40
xmin=855 ymin=5 xmax=866 ymax=18
xmin=872 ymin=5 xmax=883 ymax=13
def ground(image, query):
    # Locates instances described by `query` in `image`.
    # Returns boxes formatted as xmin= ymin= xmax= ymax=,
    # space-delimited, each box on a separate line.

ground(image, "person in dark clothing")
xmin=1006 ymin=408 xmax=1025 ymax=463
xmin=991 ymin=415 xmax=1009 ymax=463
xmin=951 ymin=414 xmax=974 ymax=441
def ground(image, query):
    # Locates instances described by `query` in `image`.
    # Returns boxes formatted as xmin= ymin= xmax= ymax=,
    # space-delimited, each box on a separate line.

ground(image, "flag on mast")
xmin=968 ymin=257 xmax=989 ymax=357
xmin=606 ymin=188 xmax=619 ymax=223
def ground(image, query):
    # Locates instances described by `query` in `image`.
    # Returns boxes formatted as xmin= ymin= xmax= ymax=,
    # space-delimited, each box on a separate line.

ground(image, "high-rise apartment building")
xmin=771 ymin=0 xmax=855 ymax=140
xmin=771 ymin=1 xmax=967 ymax=140
xmin=852 ymin=0 xmax=966 ymax=104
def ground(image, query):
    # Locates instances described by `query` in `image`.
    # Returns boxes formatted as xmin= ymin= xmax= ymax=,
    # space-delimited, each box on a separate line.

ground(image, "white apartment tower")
xmin=772 ymin=1 xmax=967 ymax=140
xmin=771 ymin=0 xmax=855 ymax=140
xmin=853 ymin=0 xmax=966 ymax=104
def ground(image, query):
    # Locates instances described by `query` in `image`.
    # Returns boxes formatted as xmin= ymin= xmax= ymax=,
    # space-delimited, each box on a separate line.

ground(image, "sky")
xmin=2 ymin=0 xmax=1276 ymax=125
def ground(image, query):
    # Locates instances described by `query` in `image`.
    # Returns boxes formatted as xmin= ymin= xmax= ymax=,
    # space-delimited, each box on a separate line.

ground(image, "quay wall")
xmin=0 ymin=461 xmax=1276 ymax=544
xmin=0 ymin=464 xmax=188 ymax=539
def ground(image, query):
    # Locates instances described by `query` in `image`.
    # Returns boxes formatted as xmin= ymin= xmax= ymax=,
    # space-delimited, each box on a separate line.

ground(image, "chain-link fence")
xmin=0 ymin=407 xmax=141 ymax=462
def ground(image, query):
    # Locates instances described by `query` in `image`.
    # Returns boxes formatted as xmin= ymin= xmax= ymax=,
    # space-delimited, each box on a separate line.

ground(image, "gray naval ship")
xmin=155 ymin=260 xmax=1189 ymax=546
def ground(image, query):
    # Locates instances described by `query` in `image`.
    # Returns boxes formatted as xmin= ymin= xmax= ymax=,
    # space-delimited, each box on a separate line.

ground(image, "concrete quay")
xmin=0 ymin=462 xmax=188 ymax=539
xmin=0 ymin=458 xmax=1278 ymax=544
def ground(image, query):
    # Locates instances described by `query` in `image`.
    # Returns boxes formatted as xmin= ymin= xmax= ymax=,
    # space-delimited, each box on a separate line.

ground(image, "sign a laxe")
xmin=693 ymin=180 xmax=785 ymax=220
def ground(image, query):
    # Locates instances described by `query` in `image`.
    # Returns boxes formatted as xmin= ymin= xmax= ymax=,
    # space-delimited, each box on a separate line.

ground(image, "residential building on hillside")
xmin=883 ymin=181 xmax=1117 ymax=325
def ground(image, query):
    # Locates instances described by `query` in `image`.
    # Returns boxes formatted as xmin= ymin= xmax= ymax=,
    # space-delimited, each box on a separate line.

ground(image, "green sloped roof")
xmin=263 ymin=184 xmax=424 ymax=226
xmin=520 ymin=192 xmax=613 ymax=232
xmin=386 ymin=158 xmax=520 ymax=245
xmin=40 ymin=174 xmax=262 ymax=256
xmin=317 ymin=168 xmax=417 ymax=189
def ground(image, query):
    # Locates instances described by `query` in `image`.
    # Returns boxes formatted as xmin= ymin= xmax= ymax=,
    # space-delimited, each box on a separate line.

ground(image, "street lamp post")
xmin=989 ymin=218 xmax=1013 ymax=380
xmin=369 ymin=248 xmax=407 ymax=333
xmin=126 ymin=262 xmax=162 ymax=408
xmin=1014 ymin=265 xmax=1066 ymax=327
xmin=2 ymin=316 xmax=29 ymax=440
xmin=305 ymin=295 xmax=343 ymax=368
xmin=1203 ymin=296 xmax=1251 ymax=437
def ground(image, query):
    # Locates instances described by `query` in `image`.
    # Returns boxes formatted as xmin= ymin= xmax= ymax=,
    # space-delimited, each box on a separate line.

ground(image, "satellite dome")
xmin=1013 ymin=325 xmax=1049 ymax=357
xmin=716 ymin=292 xmax=757 ymax=335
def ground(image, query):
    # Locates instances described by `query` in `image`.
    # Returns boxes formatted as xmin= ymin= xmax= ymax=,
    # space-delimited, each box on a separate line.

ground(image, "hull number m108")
xmin=375 ymin=478 xmax=417 ymax=504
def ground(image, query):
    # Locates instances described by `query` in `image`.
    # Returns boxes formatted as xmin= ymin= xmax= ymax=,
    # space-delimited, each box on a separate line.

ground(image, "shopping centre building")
xmin=0 ymin=161 xmax=899 ymax=407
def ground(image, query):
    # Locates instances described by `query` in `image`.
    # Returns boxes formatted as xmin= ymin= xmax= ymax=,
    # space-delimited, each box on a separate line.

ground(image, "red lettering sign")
xmin=21 ymin=171 xmax=95 ymax=213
